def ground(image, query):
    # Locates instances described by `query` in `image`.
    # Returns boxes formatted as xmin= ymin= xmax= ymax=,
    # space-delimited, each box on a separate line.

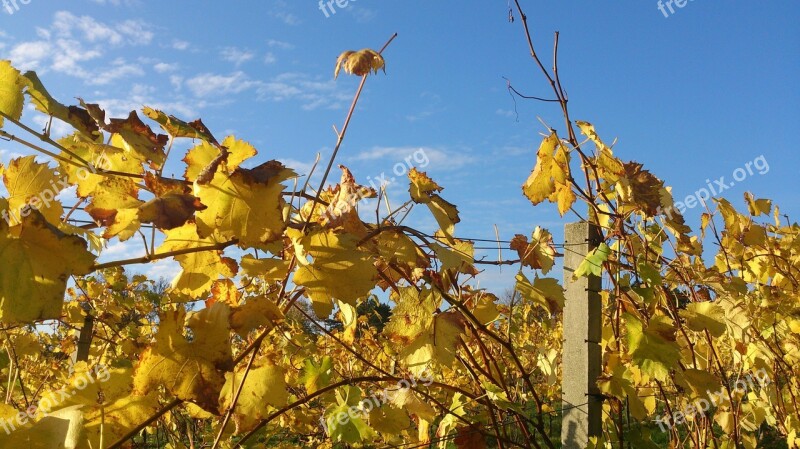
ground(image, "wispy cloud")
xmin=153 ymin=62 xmax=178 ymax=73
xmin=2 ymin=11 xmax=150 ymax=86
xmin=267 ymin=39 xmax=294 ymax=50
xmin=183 ymin=71 xmax=350 ymax=110
xmin=185 ymin=71 xmax=256 ymax=97
xmin=350 ymin=146 xmax=477 ymax=170
xmin=172 ymin=39 xmax=190 ymax=51
xmin=220 ymin=47 xmax=255 ymax=67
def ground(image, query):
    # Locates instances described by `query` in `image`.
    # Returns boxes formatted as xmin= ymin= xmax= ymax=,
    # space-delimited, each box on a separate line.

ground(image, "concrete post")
xmin=561 ymin=221 xmax=603 ymax=448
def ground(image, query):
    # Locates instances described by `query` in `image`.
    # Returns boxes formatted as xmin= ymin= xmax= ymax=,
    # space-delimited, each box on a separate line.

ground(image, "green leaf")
xmin=680 ymin=302 xmax=727 ymax=337
xmin=573 ymin=243 xmax=611 ymax=279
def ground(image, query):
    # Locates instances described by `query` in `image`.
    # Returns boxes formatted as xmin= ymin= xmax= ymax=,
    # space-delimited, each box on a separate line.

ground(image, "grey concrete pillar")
xmin=561 ymin=221 xmax=603 ymax=448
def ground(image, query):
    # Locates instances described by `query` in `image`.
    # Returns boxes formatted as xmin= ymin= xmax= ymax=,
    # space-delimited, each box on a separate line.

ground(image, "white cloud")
xmin=496 ymin=109 xmax=516 ymax=118
xmin=51 ymin=11 xmax=151 ymax=46
xmin=350 ymin=146 xmax=477 ymax=170
xmin=263 ymin=52 xmax=277 ymax=64
xmin=256 ymin=72 xmax=350 ymax=110
xmin=86 ymin=83 xmax=198 ymax=118
xmin=273 ymin=11 xmax=300 ymax=25
xmin=7 ymin=41 xmax=53 ymax=71
xmin=2 ymin=11 xmax=150 ymax=85
xmin=172 ymin=39 xmax=190 ymax=51
xmin=90 ymin=58 xmax=144 ymax=85
xmin=154 ymin=62 xmax=178 ymax=73
xmin=220 ymin=47 xmax=255 ymax=67
xmin=267 ymin=39 xmax=294 ymax=50
xmin=352 ymin=8 xmax=377 ymax=23
xmin=185 ymin=71 xmax=256 ymax=98
xmin=183 ymin=71 xmax=349 ymax=110
xmin=169 ymin=75 xmax=183 ymax=91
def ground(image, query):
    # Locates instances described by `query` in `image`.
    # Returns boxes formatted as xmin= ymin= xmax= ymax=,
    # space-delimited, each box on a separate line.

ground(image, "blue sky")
xmin=1 ymin=0 xmax=798 ymax=292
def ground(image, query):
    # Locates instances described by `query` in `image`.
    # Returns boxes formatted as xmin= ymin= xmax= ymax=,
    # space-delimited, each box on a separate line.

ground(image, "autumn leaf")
xmin=522 ymin=133 xmax=574 ymax=215
xmin=408 ymin=168 xmax=460 ymax=241
xmin=510 ymin=227 xmax=557 ymax=274
xmin=194 ymin=160 xmax=295 ymax=248
xmin=219 ymin=364 xmax=288 ymax=433
xmin=142 ymin=106 xmax=217 ymax=143
xmin=157 ymin=222 xmax=238 ymax=298
xmin=3 ymin=156 xmax=65 ymax=225
xmin=0 ymin=210 xmax=95 ymax=323
xmin=335 ymin=49 xmax=385 ymax=78
xmin=0 ymin=60 xmax=24 ymax=127
xmin=134 ymin=304 xmax=233 ymax=412
xmin=292 ymin=229 xmax=378 ymax=318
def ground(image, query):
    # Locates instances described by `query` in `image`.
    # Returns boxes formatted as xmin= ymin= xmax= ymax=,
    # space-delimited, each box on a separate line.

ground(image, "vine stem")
xmin=210 ymin=342 xmax=260 ymax=449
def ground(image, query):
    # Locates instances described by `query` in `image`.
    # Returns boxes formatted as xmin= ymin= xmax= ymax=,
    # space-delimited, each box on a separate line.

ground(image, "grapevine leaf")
xmin=142 ymin=106 xmax=217 ymax=143
xmin=369 ymin=405 xmax=411 ymax=435
xmin=522 ymin=133 xmax=571 ymax=212
xmin=515 ymin=274 xmax=565 ymax=314
xmin=22 ymin=71 xmax=99 ymax=137
xmin=183 ymin=135 xmax=257 ymax=182
xmin=0 ymin=210 xmax=95 ymax=323
xmin=509 ymin=227 xmax=556 ymax=274
xmin=625 ymin=313 xmax=680 ymax=382
xmin=573 ymin=243 xmax=611 ymax=279
xmin=302 ymin=356 xmax=333 ymax=395
xmin=157 ymin=222 xmax=238 ymax=298
xmin=194 ymin=160 xmax=294 ymax=247
xmin=3 ymin=156 xmax=65 ymax=225
xmin=0 ymin=60 xmax=24 ymax=127
xmin=219 ymin=364 xmax=288 ymax=434
xmin=134 ymin=304 xmax=233 ymax=412
xmin=680 ymin=302 xmax=727 ymax=337
xmin=292 ymin=229 xmax=378 ymax=318
xmin=334 ymin=49 xmax=385 ymax=78
xmin=408 ymin=168 xmax=460 ymax=241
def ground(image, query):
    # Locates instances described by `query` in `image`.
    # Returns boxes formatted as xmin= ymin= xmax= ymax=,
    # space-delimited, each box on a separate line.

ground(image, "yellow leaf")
xmin=85 ymin=177 xmax=143 ymax=241
xmin=292 ymin=230 xmax=377 ymax=318
xmin=0 ymin=210 xmax=95 ymax=323
xmin=744 ymin=192 xmax=771 ymax=217
xmin=41 ymin=366 xmax=160 ymax=449
xmin=400 ymin=311 xmax=464 ymax=376
xmin=680 ymin=302 xmax=727 ymax=337
xmin=522 ymin=133 xmax=570 ymax=206
xmin=3 ymin=156 xmax=65 ymax=226
xmin=334 ymin=49 xmax=385 ymax=78
xmin=194 ymin=160 xmax=295 ymax=247
xmin=0 ymin=60 xmax=24 ymax=127
xmin=509 ymin=227 xmax=556 ymax=274
xmin=219 ymin=364 xmax=288 ymax=434
xmin=408 ymin=168 xmax=460 ymax=241
xmin=229 ymin=294 xmax=283 ymax=337
xmin=369 ymin=405 xmax=411 ymax=435
xmin=134 ymin=304 xmax=233 ymax=412
xmin=183 ymin=135 xmax=257 ymax=182
xmin=157 ymin=222 xmax=238 ymax=298
xmin=57 ymin=136 xmax=144 ymax=198
xmin=240 ymin=255 xmax=291 ymax=282
xmin=515 ymin=274 xmax=565 ymax=314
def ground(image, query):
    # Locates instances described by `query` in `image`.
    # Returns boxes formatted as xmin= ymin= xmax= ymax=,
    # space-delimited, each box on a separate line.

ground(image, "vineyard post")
xmin=561 ymin=221 xmax=603 ymax=448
